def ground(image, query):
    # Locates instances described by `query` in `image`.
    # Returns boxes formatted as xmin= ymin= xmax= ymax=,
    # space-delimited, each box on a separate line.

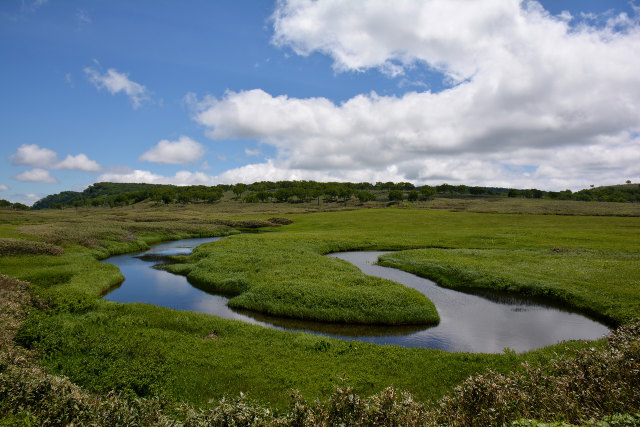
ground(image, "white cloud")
xmin=56 ymin=154 xmax=102 ymax=172
xmin=184 ymin=0 xmax=640 ymax=190
xmin=97 ymin=169 xmax=217 ymax=186
xmin=12 ymin=144 xmax=58 ymax=168
xmin=4 ymin=193 xmax=41 ymax=206
xmin=10 ymin=144 xmax=102 ymax=172
xmin=84 ymin=66 xmax=150 ymax=109
xmin=0 ymin=184 xmax=8 ymax=192
xmin=244 ymin=148 xmax=260 ymax=156
xmin=139 ymin=136 xmax=205 ymax=164
xmin=24 ymin=193 xmax=40 ymax=204
xmin=14 ymin=168 xmax=58 ymax=184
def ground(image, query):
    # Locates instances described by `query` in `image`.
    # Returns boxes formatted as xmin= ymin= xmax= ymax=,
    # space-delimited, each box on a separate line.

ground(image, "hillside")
xmin=28 ymin=181 xmax=640 ymax=210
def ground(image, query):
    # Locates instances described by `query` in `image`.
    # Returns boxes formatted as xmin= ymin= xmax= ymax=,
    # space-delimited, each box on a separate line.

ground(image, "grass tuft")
xmin=0 ymin=238 xmax=64 ymax=256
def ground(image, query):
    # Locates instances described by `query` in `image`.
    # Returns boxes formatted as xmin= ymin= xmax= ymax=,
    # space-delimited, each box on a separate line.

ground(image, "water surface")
xmin=103 ymin=239 xmax=609 ymax=353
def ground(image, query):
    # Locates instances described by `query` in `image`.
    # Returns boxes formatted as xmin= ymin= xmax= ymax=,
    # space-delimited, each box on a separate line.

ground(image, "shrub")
xmin=267 ymin=217 xmax=293 ymax=225
xmin=388 ymin=190 xmax=404 ymax=201
xmin=433 ymin=320 xmax=640 ymax=425
xmin=0 ymin=238 xmax=64 ymax=256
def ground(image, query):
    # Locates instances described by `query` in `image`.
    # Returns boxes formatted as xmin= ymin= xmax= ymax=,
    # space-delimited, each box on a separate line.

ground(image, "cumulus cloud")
xmin=4 ymin=193 xmax=41 ymax=206
xmin=10 ymin=144 xmax=102 ymax=172
xmin=139 ymin=136 xmax=206 ymax=164
xmin=185 ymin=0 xmax=640 ymax=189
xmin=14 ymin=168 xmax=58 ymax=184
xmin=84 ymin=66 xmax=150 ymax=109
xmin=97 ymin=169 xmax=217 ymax=186
xmin=12 ymin=144 xmax=58 ymax=168
xmin=0 ymin=185 xmax=8 ymax=192
xmin=56 ymin=154 xmax=102 ymax=172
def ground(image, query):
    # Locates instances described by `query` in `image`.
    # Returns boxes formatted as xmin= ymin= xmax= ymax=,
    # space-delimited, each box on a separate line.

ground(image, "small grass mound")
xmin=0 ymin=238 xmax=64 ymax=256
xmin=169 ymin=235 xmax=439 ymax=325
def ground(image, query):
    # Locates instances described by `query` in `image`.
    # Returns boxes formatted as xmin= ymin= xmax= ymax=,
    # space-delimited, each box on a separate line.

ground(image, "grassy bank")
xmin=1 ymin=201 xmax=639 ymax=419
xmin=3 ymin=274 xmax=639 ymax=425
xmin=379 ymin=248 xmax=640 ymax=325
xmin=169 ymin=207 xmax=638 ymax=325
xmin=167 ymin=235 xmax=438 ymax=325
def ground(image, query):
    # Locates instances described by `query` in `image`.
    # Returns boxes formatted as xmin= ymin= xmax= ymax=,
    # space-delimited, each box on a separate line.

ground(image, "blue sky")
xmin=1 ymin=0 xmax=639 ymax=204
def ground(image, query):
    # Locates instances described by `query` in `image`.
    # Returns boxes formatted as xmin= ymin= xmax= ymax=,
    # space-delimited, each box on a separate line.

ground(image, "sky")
xmin=1 ymin=0 xmax=639 ymax=205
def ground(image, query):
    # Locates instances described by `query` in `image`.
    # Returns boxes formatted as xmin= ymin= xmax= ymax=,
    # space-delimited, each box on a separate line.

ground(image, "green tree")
xmin=469 ymin=186 xmax=485 ymax=195
xmin=356 ymin=191 xmax=376 ymax=202
xmin=388 ymin=190 xmax=404 ymax=201
xmin=232 ymin=184 xmax=247 ymax=199
xmin=419 ymin=186 xmax=436 ymax=200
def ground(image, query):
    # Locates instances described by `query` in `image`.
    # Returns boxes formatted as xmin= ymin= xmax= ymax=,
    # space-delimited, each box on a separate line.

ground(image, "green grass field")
xmin=1 ymin=199 xmax=639 ymax=418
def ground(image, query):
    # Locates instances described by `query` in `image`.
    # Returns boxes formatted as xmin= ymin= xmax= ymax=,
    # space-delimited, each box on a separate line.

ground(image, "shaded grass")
xmin=0 ymin=238 xmax=64 ymax=256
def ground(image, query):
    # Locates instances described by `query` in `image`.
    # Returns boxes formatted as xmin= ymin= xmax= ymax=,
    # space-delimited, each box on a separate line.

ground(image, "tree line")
xmin=0 ymin=199 xmax=29 ymax=210
xmin=28 ymin=181 xmax=640 ymax=209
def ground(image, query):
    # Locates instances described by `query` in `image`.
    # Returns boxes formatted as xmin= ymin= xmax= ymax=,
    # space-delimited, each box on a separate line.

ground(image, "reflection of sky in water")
xmin=328 ymin=252 xmax=609 ymax=353
xmin=102 ymin=240 xmax=609 ymax=353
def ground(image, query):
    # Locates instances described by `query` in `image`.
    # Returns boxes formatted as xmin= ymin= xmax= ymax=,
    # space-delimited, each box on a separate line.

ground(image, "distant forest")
xmin=2 ymin=181 xmax=638 ymax=210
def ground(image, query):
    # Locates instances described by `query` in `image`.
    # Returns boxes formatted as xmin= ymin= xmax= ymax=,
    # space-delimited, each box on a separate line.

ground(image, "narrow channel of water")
xmin=102 ymin=238 xmax=609 ymax=353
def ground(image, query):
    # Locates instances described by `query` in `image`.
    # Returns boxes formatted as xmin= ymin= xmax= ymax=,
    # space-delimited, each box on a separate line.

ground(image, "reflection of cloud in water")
xmin=329 ymin=252 xmax=609 ymax=353
xmin=103 ymin=242 xmax=610 ymax=353
xmin=149 ymin=268 xmax=192 ymax=296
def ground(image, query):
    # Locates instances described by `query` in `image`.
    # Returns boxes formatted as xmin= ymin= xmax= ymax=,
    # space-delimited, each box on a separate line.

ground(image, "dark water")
xmin=102 ymin=239 xmax=609 ymax=353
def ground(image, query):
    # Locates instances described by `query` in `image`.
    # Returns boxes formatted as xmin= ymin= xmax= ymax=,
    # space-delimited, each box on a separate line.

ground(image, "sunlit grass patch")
xmin=379 ymin=248 xmax=640 ymax=325
xmin=171 ymin=235 xmax=439 ymax=325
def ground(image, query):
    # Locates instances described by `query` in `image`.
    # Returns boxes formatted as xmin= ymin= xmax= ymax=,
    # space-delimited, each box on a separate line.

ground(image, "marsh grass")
xmin=379 ymin=248 xmax=640 ymax=325
xmin=167 ymin=208 xmax=638 ymax=325
xmin=171 ymin=236 xmax=439 ymax=325
xmin=2 ymin=275 xmax=639 ymax=426
xmin=1 ymin=202 xmax=639 ymax=423
xmin=0 ymin=238 xmax=64 ymax=256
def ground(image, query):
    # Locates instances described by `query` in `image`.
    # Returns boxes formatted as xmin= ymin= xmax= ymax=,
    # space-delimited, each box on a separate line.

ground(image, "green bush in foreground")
xmin=3 ymin=275 xmax=640 ymax=426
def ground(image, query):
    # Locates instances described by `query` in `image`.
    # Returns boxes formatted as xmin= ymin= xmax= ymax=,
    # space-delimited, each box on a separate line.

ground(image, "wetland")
xmin=103 ymin=237 xmax=608 ymax=353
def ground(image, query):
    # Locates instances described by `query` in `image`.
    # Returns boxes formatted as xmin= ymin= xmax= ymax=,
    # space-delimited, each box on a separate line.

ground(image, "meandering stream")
xmin=102 ymin=237 xmax=609 ymax=353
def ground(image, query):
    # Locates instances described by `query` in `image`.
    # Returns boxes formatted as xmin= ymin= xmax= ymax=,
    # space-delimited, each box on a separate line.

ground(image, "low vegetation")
xmin=2 ymin=273 xmax=639 ymax=425
xmin=0 ymin=238 xmax=64 ymax=257
xmin=379 ymin=248 xmax=640 ymax=325
xmin=167 ymin=235 xmax=439 ymax=324
xmin=1 ymin=196 xmax=639 ymax=424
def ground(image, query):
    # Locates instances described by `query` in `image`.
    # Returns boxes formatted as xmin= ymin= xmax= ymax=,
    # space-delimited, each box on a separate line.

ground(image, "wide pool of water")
xmin=102 ymin=237 xmax=610 ymax=353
